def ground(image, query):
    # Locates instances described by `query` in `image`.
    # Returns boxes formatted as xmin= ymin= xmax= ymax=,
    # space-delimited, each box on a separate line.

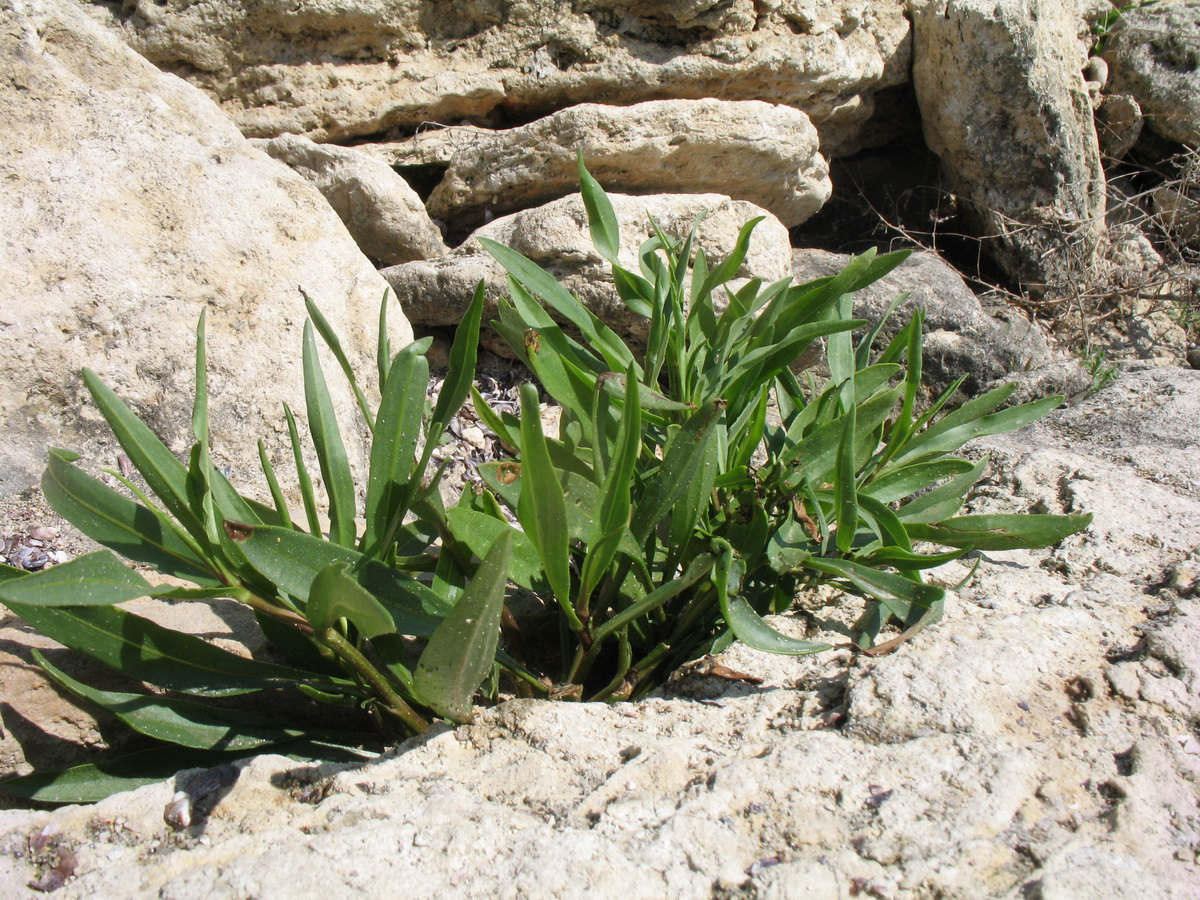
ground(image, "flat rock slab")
xmin=91 ymin=0 xmax=912 ymax=157
xmin=425 ymin=99 xmax=831 ymax=233
xmin=2 ymin=367 xmax=1198 ymax=898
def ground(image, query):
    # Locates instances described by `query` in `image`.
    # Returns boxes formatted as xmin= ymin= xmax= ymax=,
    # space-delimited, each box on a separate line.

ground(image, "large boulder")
xmin=0 ymin=0 xmax=408 ymax=500
xmin=252 ymin=133 xmax=449 ymax=265
xmin=2 ymin=367 xmax=1198 ymax=899
xmin=1104 ymin=0 xmax=1200 ymax=147
xmin=90 ymin=0 xmax=912 ymax=158
xmin=383 ymin=192 xmax=792 ymax=350
xmin=911 ymin=0 xmax=1107 ymax=294
xmin=791 ymin=249 xmax=1088 ymax=399
xmin=424 ymin=99 xmax=831 ymax=233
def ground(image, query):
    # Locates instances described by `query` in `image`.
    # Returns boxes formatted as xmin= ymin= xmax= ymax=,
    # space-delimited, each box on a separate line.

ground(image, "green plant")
xmin=0 ymin=161 xmax=1090 ymax=804
xmin=1090 ymin=1 xmax=1158 ymax=56
xmin=443 ymin=156 xmax=1092 ymax=701
xmin=0 ymin=287 xmax=520 ymax=802
xmin=1080 ymin=346 xmax=1120 ymax=391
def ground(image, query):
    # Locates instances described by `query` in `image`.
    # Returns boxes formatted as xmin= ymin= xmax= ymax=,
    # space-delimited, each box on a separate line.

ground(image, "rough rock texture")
xmin=791 ymin=249 xmax=1089 ymax=399
xmin=424 ymin=99 xmax=831 ymax=233
xmin=2 ymin=366 xmax=1199 ymax=899
xmin=911 ymin=0 xmax=1107 ymax=293
xmin=1104 ymin=0 xmax=1200 ymax=147
xmin=252 ymin=133 xmax=449 ymax=265
xmin=1153 ymin=185 xmax=1200 ymax=250
xmin=90 ymin=0 xmax=912 ymax=157
xmin=0 ymin=0 xmax=408 ymax=500
xmin=385 ymin=192 xmax=792 ymax=349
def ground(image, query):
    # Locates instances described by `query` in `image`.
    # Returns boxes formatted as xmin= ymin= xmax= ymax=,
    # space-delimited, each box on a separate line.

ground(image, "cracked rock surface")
xmin=2 ymin=367 xmax=1198 ymax=899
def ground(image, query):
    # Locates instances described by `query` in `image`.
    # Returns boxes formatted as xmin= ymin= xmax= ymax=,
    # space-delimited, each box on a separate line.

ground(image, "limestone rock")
xmin=252 ymin=134 xmax=449 ymax=265
xmin=791 ymin=249 xmax=1087 ymax=399
xmin=911 ymin=0 xmax=1107 ymax=294
xmin=425 ymin=99 xmax=831 ymax=233
xmin=91 ymin=0 xmax=912 ymax=158
xmin=384 ymin=192 xmax=792 ymax=349
xmin=1104 ymin=0 xmax=1200 ymax=147
xmin=1153 ymin=185 xmax=1200 ymax=249
xmin=3 ymin=369 xmax=1199 ymax=898
xmin=0 ymin=0 xmax=408 ymax=500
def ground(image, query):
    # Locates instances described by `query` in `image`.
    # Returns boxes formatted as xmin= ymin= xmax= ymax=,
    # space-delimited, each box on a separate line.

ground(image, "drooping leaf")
xmin=905 ymin=514 xmax=1093 ymax=550
xmin=40 ymin=449 xmax=220 ymax=587
xmin=308 ymin=562 xmax=398 ymax=638
xmin=32 ymin=650 xmax=324 ymax=751
xmin=4 ymin=602 xmax=319 ymax=696
xmin=0 ymin=551 xmax=151 ymax=607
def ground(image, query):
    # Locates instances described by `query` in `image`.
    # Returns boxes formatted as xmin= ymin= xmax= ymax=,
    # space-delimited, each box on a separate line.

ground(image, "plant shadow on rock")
xmin=0 ymin=161 xmax=1089 ymax=804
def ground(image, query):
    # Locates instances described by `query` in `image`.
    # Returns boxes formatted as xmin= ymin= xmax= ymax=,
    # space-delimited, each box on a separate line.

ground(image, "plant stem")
xmin=319 ymin=628 xmax=429 ymax=735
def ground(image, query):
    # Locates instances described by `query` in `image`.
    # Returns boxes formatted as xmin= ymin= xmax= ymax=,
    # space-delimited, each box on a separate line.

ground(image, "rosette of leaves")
xmin=0 ymin=288 xmax=519 ymax=803
xmin=446 ymin=156 xmax=1092 ymax=701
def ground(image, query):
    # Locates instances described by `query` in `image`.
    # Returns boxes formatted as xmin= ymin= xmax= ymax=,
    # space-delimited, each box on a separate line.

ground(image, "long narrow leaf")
xmin=414 ymin=530 xmax=512 ymax=723
xmin=0 ymin=551 xmax=151 ymax=607
xmin=303 ymin=321 xmax=357 ymax=547
xmin=302 ymin=290 xmax=374 ymax=432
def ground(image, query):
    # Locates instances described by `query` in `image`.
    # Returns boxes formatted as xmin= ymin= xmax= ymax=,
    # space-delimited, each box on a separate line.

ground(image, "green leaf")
xmin=0 ymin=551 xmax=151 ymax=606
xmin=414 ymin=529 xmax=512 ymax=723
xmin=834 ymin=402 xmax=858 ymax=554
xmin=257 ymin=440 xmax=294 ymax=529
xmin=3 ymin=602 xmax=318 ymax=696
xmin=424 ymin=282 xmax=484 ymax=471
xmin=0 ymin=746 xmax=249 ymax=804
xmin=713 ymin=541 xmax=831 ymax=655
xmin=283 ymin=402 xmax=323 ymax=537
xmin=596 ymin=371 xmax=695 ymax=411
xmin=804 ymin=557 xmax=944 ymax=624
xmin=32 ymin=650 xmax=320 ymax=751
xmin=905 ymin=514 xmax=1093 ymax=550
xmin=40 ymin=449 xmax=220 ymax=587
xmin=896 ymin=456 xmax=989 ymax=523
xmin=82 ymin=369 xmax=209 ymax=547
xmin=579 ymin=152 xmax=620 ymax=263
xmin=861 ymin=458 xmax=976 ymax=504
xmin=308 ymin=562 xmax=398 ymax=638
xmin=516 ymin=384 xmax=578 ymax=628
xmin=894 ymin=394 xmax=1062 ymax=466
xmin=302 ymin=290 xmax=375 ymax=432
xmin=630 ymin=400 xmax=726 ymax=546
xmin=232 ymin=524 xmax=451 ymax=636
xmin=303 ymin=321 xmax=357 ymax=547
xmin=363 ymin=341 xmax=431 ymax=555
xmin=445 ymin=508 xmax=546 ymax=591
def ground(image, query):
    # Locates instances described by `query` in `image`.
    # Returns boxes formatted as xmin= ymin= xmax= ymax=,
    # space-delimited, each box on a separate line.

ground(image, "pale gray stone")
xmin=252 ymin=133 xmax=449 ymax=265
xmin=89 ymin=0 xmax=912 ymax=158
xmin=911 ymin=0 xmax=1107 ymax=294
xmin=425 ymin=99 xmax=831 ymax=232
xmin=1104 ymin=0 xmax=1200 ymax=147
xmin=0 ymin=0 xmax=407 ymax=500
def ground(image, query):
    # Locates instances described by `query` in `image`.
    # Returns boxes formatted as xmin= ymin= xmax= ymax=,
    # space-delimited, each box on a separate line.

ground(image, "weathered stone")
xmin=1104 ymin=0 xmax=1200 ymax=147
xmin=384 ymin=192 xmax=791 ymax=349
xmin=1095 ymin=93 xmax=1145 ymax=162
xmin=1153 ymin=185 xmax=1200 ymax=249
xmin=0 ymin=0 xmax=407 ymax=500
xmin=791 ymin=249 xmax=1087 ymax=399
xmin=252 ymin=134 xmax=449 ymax=265
xmin=911 ymin=0 xmax=1107 ymax=294
xmin=3 ymin=368 xmax=1199 ymax=899
xmin=424 ymin=99 xmax=830 ymax=233
xmin=91 ymin=0 xmax=912 ymax=158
